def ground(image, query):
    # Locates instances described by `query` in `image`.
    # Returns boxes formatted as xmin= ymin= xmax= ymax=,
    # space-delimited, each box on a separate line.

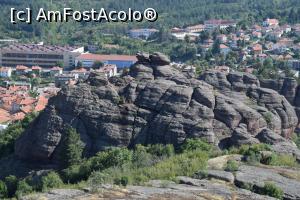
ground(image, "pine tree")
xmin=60 ymin=126 xmax=83 ymax=168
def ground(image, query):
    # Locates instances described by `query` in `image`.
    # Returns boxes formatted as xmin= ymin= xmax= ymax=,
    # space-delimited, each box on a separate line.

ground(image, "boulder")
xmin=206 ymin=170 xmax=235 ymax=183
xmin=149 ymin=52 xmax=171 ymax=65
xmin=230 ymin=124 xmax=260 ymax=146
xmin=255 ymin=129 xmax=286 ymax=145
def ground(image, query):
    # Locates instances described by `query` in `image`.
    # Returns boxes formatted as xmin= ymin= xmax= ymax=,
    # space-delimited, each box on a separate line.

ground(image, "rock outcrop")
xmin=15 ymin=53 xmax=300 ymax=163
xmin=235 ymin=165 xmax=300 ymax=200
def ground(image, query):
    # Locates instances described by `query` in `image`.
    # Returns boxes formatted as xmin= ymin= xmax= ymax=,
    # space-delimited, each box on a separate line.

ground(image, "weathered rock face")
xmin=15 ymin=53 xmax=299 ymax=163
xmin=260 ymin=77 xmax=300 ymax=128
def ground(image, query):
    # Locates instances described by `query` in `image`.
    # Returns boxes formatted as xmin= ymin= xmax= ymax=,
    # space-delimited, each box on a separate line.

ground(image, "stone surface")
xmin=206 ymin=170 xmax=235 ymax=183
xmin=235 ymin=165 xmax=300 ymax=200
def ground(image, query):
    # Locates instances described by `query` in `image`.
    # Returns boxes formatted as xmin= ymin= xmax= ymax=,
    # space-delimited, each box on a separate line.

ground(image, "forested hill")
xmin=1 ymin=0 xmax=300 ymax=43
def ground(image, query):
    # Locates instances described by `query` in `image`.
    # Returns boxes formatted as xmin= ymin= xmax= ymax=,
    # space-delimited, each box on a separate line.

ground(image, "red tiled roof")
xmin=220 ymin=44 xmax=229 ymax=49
xmin=77 ymin=54 xmax=137 ymax=62
xmin=11 ymin=112 xmax=26 ymax=121
xmin=0 ymin=108 xmax=10 ymax=123
xmin=19 ymin=98 xmax=36 ymax=106
xmin=20 ymin=105 xmax=33 ymax=114
xmin=32 ymin=66 xmax=42 ymax=70
xmin=51 ymin=66 xmax=63 ymax=71
xmin=72 ymin=68 xmax=87 ymax=73
xmin=16 ymin=65 xmax=28 ymax=70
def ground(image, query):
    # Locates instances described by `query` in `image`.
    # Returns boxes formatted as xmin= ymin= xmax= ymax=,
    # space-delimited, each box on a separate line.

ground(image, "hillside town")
xmin=1 ymin=18 xmax=300 ymax=128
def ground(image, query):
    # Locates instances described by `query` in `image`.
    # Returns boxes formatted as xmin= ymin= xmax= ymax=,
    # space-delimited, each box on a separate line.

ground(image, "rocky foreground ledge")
xmin=22 ymin=155 xmax=300 ymax=200
xmin=15 ymin=52 xmax=300 ymax=163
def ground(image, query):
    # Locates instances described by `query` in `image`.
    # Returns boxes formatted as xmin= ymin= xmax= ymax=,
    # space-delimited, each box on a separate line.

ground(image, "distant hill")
xmin=1 ymin=0 xmax=300 ymax=43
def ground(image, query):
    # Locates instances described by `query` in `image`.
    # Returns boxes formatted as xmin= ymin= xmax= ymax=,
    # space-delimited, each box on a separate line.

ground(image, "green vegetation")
xmin=263 ymin=153 xmax=298 ymax=167
xmin=229 ymin=144 xmax=271 ymax=164
xmin=229 ymin=144 xmax=299 ymax=168
xmin=0 ymin=134 xmax=298 ymax=199
xmin=263 ymin=112 xmax=273 ymax=126
xmin=258 ymin=182 xmax=284 ymax=200
xmin=41 ymin=172 xmax=64 ymax=192
xmin=87 ymin=149 xmax=209 ymax=187
xmin=2 ymin=0 xmax=300 ymax=42
xmin=92 ymin=61 xmax=104 ymax=69
xmin=224 ymin=160 xmax=239 ymax=172
xmin=59 ymin=126 xmax=84 ymax=168
xmin=180 ymin=138 xmax=214 ymax=154
xmin=0 ymin=112 xmax=38 ymax=159
xmin=4 ymin=175 xmax=18 ymax=198
xmin=0 ymin=139 xmax=211 ymax=198
xmin=0 ymin=180 xmax=7 ymax=198
xmin=292 ymin=134 xmax=300 ymax=149
xmin=15 ymin=180 xmax=33 ymax=199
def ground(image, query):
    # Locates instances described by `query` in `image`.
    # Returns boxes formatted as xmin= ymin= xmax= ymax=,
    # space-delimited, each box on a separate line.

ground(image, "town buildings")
xmin=204 ymin=19 xmax=237 ymax=31
xmin=76 ymin=53 xmax=137 ymax=69
xmin=129 ymin=28 xmax=159 ymax=39
xmin=0 ymin=85 xmax=51 ymax=124
xmin=0 ymin=43 xmax=84 ymax=69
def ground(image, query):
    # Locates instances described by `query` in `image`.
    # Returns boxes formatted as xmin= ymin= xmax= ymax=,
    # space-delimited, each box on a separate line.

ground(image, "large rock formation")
xmin=15 ymin=53 xmax=300 ymax=163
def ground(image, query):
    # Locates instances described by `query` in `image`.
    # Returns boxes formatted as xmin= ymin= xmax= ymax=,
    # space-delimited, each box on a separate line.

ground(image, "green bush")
xmin=260 ymin=153 xmax=276 ymax=165
xmin=147 ymin=144 xmax=175 ymax=158
xmin=15 ymin=180 xmax=33 ymax=199
xmin=258 ymin=182 xmax=283 ymax=199
xmin=61 ymin=162 xmax=92 ymax=184
xmin=41 ymin=172 xmax=63 ymax=191
xmin=180 ymin=139 xmax=213 ymax=153
xmin=4 ymin=175 xmax=18 ymax=197
xmin=292 ymin=134 xmax=300 ymax=149
xmin=91 ymin=147 xmax=132 ymax=171
xmin=263 ymin=112 xmax=273 ymax=126
xmin=88 ymin=171 xmax=111 ymax=186
xmin=268 ymin=154 xmax=298 ymax=167
xmin=132 ymin=145 xmax=154 ymax=167
xmin=224 ymin=160 xmax=239 ymax=172
xmin=0 ymin=180 xmax=7 ymax=198
xmin=232 ymin=144 xmax=271 ymax=164
xmin=87 ymin=149 xmax=208 ymax=186
xmin=114 ymin=176 xmax=129 ymax=187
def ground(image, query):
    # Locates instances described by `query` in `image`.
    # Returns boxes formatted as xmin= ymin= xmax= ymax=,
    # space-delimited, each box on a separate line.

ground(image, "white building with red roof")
xmin=263 ymin=18 xmax=279 ymax=27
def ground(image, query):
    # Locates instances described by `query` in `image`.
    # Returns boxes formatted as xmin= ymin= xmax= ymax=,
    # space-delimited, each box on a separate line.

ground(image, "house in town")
xmin=16 ymin=65 xmax=29 ymax=75
xmin=185 ymin=24 xmax=204 ymax=33
xmin=0 ymin=67 xmax=12 ymax=78
xmin=252 ymin=44 xmax=263 ymax=55
xmin=31 ymin=66 xmax=42 ymax=75
xmin=220 ymin=44 xmax=231 ymax=56
xmin=263 ymin=18 xmax=279 ymax=27
xmin=50 ymin=66 xmax=63 ymax=76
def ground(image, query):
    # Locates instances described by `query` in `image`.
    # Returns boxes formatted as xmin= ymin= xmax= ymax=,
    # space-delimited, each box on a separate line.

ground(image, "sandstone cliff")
xmin=15 ymin=53 xmax=300 ymax=163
